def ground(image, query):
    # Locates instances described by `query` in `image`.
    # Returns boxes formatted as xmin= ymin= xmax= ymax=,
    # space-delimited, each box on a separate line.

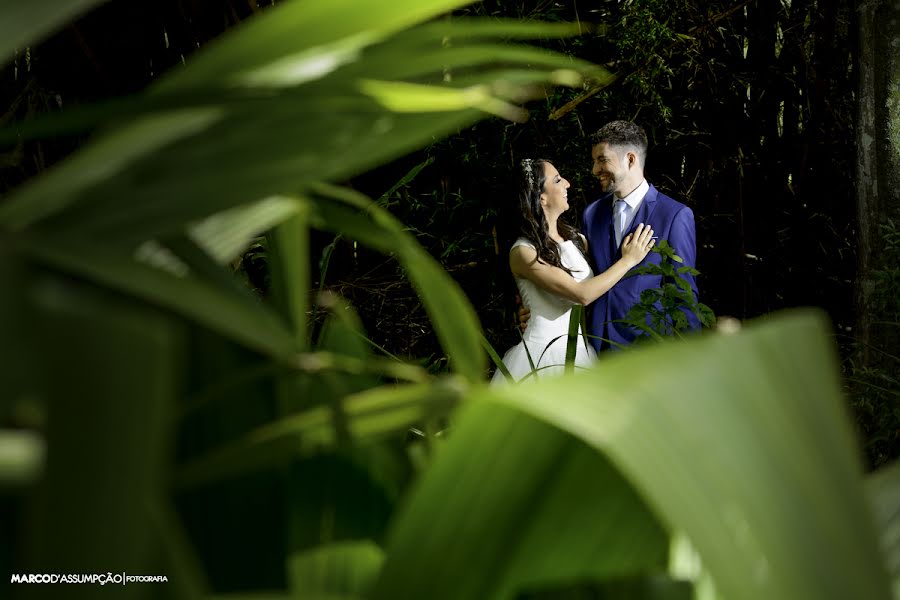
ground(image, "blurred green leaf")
xmin=382 ymin=18 xmax=596 ymax=43
xmin=373 ymin=401 xmax=669 ymax=600
xmin=0 ymin=238 xmax=34 ymax=413
xmin=287 ymin=540 xmax=385 ymax=599
xmin=0 ymin=0 xmax=109 ymax=67
xmin=0 ymin=107 xmax=225 ymax=230
xmin=162 ymin=233 xmax=263 ymax=305
xmin=11 ymin=95 xmax=480 ymax=244
xmin=24 ymin=277 xmax=182 ymax=596
xmin=341 ymin=42 xmax=603 ymax=87
xmin=149 ymin=499 xmax=212 ymax=599
xmin=519 ymin=574 xmax=693 ymax=600
xmin=0 ymin=429 xmax=44 ymax=488
xmin=175 ymin=377 xmax=465 ymax=488
xmin=0 ymin=9 xmax=601 ymax=248
xmin=22 ymin=234 xmax=296 ymax=361
xmin=152 ymin=0 xmax=476 ymax=92
xmin=489 ymin=310 xmax=889 ymax=600
xmin=189 ymin=196 xmax=300 ymax=265
xmin=359 ymin=79 xmax=526 ymax=121
xmin=866 ymin=459 xmax=900 ymax=596
xmin=268 ymin=205 xmax=312 ymax=351
xmin=209 ymin=595 xmax=288 ymax=600
xmin=316 ymin=294 xmax=373 ymax=361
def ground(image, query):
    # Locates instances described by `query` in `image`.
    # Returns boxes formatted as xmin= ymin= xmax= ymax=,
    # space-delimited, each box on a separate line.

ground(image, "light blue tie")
xmin=614 ymin=200 xmax=629 ymax=247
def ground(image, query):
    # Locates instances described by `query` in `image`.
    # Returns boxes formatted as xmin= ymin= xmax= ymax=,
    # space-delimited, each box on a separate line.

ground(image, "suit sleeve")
xmin=669 ymin=206 xmax=701 ymax=329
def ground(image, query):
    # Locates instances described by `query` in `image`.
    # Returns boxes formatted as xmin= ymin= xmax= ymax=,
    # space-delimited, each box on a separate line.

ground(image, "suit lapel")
xmin=594 ymin=186 xmax=659 ymax=264
xmin=628 ymin=185 xmax=659 ymax=240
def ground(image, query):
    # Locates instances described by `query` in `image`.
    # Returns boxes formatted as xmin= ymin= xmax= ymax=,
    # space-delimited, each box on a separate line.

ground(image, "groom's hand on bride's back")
xmin=515 ymin=294 xmax=530 ymax=332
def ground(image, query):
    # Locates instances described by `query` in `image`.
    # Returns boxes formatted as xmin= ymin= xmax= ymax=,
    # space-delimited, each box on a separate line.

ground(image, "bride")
xmin=492 ymin=158 xmax=655 ymax=383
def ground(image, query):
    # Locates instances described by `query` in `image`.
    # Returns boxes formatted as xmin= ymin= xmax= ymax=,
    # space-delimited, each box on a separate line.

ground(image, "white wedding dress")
xmin=491 ymin=237 xmax=598 ymax=384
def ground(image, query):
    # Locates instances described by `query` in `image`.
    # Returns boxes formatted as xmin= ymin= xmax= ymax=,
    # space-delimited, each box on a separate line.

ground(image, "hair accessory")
xmin=521 ymin=158 xmax=535 ymax=190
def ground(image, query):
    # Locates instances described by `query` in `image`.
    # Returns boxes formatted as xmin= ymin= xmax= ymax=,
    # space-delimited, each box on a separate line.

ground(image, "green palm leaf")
xmin=490 ymin=310 xmax=888 ymax=600
xmin=372 ymin=310 xmax=889 ymax=600
xmin=373 ymin=401 xmax=669 ymax=600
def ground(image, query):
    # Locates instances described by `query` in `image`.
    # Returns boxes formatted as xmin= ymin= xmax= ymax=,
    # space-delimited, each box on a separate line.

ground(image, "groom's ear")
xmin=626 ymin=151 xmax=637 ymax=168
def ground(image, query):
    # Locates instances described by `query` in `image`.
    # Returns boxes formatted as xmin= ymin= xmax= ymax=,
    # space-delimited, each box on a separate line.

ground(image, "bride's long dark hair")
xmin=517 ymin=158 xmax=586 ymax=275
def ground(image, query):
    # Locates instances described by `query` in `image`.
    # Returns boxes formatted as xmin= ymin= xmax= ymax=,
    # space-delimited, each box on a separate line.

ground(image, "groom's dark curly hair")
xmin=516 ymin=158 xmax=586 ymax=275
xmin=591 ymin=120 xmax=648 ymax=166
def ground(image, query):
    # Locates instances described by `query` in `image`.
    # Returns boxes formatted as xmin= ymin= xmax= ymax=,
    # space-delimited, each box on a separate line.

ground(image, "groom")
xmin=583 ymin=120 xmax=700 ymax=351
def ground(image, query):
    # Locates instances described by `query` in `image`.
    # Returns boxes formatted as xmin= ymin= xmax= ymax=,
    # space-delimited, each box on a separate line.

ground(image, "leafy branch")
xmin=620 ymin=239 xmax=715 ymax=339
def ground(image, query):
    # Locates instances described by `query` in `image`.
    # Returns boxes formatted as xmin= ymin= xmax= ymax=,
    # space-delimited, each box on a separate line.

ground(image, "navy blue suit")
xmin=583 ymin=184 xmax=699 ymax=351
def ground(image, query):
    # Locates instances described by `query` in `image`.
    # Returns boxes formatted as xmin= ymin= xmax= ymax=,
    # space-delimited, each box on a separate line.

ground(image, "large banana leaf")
xmin=373 ymin=311 xmax=890 ymax=600
xmin=372 ymin=400 xmax=670 ymax=600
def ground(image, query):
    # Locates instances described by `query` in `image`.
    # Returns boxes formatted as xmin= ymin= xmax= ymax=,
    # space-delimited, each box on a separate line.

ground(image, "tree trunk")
xmin=856 ymin=0 xmax=900 ymax=363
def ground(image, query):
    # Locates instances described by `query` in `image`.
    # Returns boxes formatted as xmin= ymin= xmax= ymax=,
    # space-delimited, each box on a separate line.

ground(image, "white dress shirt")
xmin=616 ymin=178 xmax=650 ymax=235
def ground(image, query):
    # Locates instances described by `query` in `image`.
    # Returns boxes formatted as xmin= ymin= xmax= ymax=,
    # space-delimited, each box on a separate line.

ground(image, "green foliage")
xmin=371 ymin=311 xmax=894 ymax=600
xmin=848 ymin=215 xmax=900 ymax=468
xmin=0 ymin=0 xmax=607 ymax=595
xmin=605 ymin=0 xmax=692 ymax=123
xmin=870 ymin=217 xmax=900 ymax=324
xmin=0 ymin=2 xmax=896 ymax=600
xmin=621 ymin=239 xmax=715 ymax=340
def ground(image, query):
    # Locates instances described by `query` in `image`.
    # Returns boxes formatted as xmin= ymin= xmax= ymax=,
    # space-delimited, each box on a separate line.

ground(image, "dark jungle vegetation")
xmin=1 ymin=1 xmax=899 ymax=599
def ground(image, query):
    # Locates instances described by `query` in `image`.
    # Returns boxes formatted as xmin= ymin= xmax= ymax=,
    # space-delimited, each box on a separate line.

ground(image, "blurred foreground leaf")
xmin=373 ymin=402 xmax=669 ymax=600
xmin=0 ymin=0 xmax=108 ymax=67
xmin=867 ymin=460 xmax=900 ymax=597
xmin=22 ymin=276 xmax=184 ymax=598
xmin=287 ymin=540 xmax=385 ymax=599
xmin=480 ymin=310 xmax=889 ymax=600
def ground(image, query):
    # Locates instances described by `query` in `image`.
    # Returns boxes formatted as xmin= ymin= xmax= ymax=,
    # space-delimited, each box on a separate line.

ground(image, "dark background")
xmin=3 ymin=0 xmax=895 ymax=465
